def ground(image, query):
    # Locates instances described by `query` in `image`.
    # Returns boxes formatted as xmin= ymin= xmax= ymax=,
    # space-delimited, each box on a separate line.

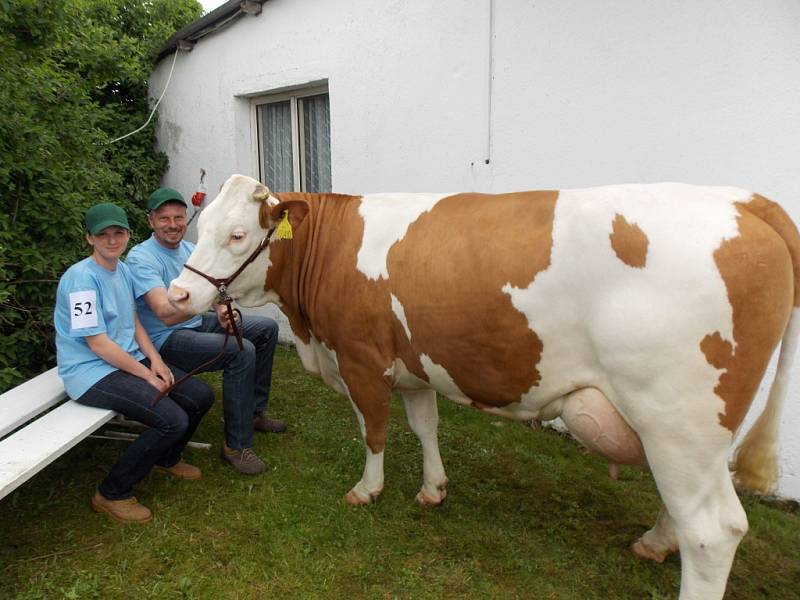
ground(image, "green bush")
xmin=0 ymin=0 xmax=202 ymax=391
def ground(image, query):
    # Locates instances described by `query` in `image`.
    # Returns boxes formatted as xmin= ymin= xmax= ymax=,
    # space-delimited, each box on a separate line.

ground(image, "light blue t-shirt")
xmin=55 ymin=258 xmax=145 ymax=400
xmin=125 ymin=234 xmax=202 ymax=350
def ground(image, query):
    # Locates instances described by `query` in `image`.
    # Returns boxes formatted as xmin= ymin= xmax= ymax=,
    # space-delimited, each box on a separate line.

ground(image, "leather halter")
xmin=183 ymin=229 xmax=274 ymax=303
xmin=151 ymin=226 xmax=275 ymax=405
xmin=182 ymin=226 xmax=276 ymax=347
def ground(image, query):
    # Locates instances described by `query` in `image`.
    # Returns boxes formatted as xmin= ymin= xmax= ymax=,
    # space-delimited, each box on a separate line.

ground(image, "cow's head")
xmin=168 ymin=174 xmax=308 ymax=314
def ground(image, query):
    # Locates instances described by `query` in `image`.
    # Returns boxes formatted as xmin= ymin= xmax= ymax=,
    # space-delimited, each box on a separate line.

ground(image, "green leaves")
xmin=0 ymin=0 xmax=202 ymax=391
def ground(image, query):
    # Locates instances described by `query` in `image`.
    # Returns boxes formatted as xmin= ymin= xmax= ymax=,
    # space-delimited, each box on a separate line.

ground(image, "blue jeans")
xmin=159 ymin=313 xmax=278 ymax=450
xmin=76 ymin=360 xmax=214 ymax=500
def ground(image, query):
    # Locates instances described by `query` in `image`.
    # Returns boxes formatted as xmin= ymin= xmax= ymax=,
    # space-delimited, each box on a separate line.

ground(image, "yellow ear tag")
xmin=276 ymin=210 xmax=293 ymax=240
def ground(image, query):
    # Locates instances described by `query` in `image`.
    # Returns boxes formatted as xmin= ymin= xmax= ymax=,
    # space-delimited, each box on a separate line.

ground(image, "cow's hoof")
xmin=415 ymin=487 xmax=447 ymax=507
xmin=630 ymin=539 xmax=669 ymax=563
xmin=344 ymin=487 xmax=381 ymax=506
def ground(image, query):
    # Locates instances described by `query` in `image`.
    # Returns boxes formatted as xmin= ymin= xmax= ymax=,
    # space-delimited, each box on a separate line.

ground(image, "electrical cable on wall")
xmin=486 ymin=0 xmax=494 ymax=165
xmin=99 ymin=49 xmax=180 ymax=146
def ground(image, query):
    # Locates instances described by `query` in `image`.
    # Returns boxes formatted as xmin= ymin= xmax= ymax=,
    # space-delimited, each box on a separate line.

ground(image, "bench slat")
xmin=0 ymin=401 xmax=115 ymax=500
xmin=0 ymin=368 xmax=66 ymax=439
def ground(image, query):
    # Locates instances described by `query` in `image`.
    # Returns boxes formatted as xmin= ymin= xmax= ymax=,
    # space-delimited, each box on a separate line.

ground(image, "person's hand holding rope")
xmin=214 ymin=301 xmax=240 ymax=331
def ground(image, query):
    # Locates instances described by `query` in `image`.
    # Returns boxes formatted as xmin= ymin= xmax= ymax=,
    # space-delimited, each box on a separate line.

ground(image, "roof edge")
xmin=157 ymin=0 xmax=268 ymax=62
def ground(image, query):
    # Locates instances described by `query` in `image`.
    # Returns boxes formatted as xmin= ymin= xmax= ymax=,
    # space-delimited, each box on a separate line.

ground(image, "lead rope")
xmin=151 ymin=301 xmax=243 ymax=406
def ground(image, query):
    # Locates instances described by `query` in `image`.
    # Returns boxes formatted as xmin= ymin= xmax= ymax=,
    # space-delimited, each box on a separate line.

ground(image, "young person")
xmin=54 ymin=203 xmax=214 ymax=523
xmin=126 ymin=188 xmax=284 ymax=476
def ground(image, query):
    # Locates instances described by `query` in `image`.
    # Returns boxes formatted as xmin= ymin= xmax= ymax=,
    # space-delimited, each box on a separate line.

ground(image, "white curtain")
xmin=301 ymin=94 xmax=331 ymax=192
xmin=259 ymin=100 xmax=293 ymax=192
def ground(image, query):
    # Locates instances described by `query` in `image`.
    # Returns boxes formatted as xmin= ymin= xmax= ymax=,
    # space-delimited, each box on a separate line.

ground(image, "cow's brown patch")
xmin=741 ymin=195 xmax=800 ymax=307
xmin=709 ymin=200 xmax=795 ymax=431
xmin=388 ymin=191 xmax=558 ymax=406
xmin=699 ymin=332 xmax=733 ymax=370
xmin=609 ymin=213 xmax=648 ymax=268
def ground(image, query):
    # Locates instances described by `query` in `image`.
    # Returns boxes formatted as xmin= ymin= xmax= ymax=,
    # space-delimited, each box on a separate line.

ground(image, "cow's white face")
xmin=168 ymin=174 xmax=277 ymax=313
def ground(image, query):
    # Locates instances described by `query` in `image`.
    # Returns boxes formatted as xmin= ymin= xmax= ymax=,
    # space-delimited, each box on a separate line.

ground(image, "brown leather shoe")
xmin=91 ymin=491 xmax=152 ymax=524
xmin=221 ymin=442 xmax=266 ymax=475
xmin=153 ymin=459 xmax=202 ymax=481
xmin=254 ymin=412 xmax=287 ymax=433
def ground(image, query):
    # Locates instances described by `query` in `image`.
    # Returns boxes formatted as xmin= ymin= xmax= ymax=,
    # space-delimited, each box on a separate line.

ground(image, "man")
xmin=126 ymin=187 xmax=285 ymax=476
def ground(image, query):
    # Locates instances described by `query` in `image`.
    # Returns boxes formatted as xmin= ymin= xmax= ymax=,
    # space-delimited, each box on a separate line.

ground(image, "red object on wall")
xmin=191 ymin=182 xmax=207 ymax=207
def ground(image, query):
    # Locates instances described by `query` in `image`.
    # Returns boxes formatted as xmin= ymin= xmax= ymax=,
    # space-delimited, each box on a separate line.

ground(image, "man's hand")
xmin=143 ymin=287 xmax=197 ymax=326
xmin=215 ymin=302 xmax=240 ymax=331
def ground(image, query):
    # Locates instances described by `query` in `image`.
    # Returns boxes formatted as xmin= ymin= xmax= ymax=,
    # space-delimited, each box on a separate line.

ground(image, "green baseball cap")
xmin=85 ymin=203 xmax=130 ymax=235
xmin=147 ymin=187 xmax=187 ymax=211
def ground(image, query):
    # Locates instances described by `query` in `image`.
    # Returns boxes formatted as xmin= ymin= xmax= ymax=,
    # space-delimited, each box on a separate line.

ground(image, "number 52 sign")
xmin=69 ymin=290 xmax=98 ymax=329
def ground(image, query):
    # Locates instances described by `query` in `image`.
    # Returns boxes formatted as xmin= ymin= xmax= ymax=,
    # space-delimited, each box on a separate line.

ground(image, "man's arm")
xmin=142 ymin=286 xmax=197 ymax=326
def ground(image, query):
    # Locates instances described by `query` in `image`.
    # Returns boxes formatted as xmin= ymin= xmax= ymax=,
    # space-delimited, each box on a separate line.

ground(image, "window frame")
xmin=249 ymin=84 xmax=330 ymax=192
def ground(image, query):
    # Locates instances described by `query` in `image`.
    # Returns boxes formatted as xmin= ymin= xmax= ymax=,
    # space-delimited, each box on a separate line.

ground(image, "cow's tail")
xmin=732 ymin=308 xmax=800 ymax=493
xmin=731 ymin=194 xmax=800 ymax=494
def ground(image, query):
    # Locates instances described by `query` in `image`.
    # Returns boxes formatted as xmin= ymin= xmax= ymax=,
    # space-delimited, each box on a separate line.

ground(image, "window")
xmin=253 ymin=86 xmax=331 ymax=192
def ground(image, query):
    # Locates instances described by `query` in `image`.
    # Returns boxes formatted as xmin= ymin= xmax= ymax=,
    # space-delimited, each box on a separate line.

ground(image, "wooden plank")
xmin=0 ymin=401 xmax=115 ymax=500
xmin=0 ymin=368 xmax=66 ymax=439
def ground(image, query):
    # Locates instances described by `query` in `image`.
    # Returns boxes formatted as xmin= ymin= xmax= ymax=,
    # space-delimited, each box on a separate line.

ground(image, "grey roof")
xmin=157 ymin=0 xmax=268 ymax=61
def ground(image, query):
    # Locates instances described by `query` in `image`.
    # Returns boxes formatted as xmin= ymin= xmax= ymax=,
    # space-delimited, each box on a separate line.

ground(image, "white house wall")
xmin=149 ymin=0 xmax=800 ymax=499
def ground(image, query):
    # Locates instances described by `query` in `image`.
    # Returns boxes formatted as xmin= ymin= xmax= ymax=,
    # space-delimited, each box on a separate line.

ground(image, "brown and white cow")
xmin=169 ymin=174 xmax=799 ymax=600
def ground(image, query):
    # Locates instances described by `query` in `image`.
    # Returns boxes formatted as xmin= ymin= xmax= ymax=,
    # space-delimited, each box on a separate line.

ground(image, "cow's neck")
xmin=266 ymin=192 xmax=361 ymax=345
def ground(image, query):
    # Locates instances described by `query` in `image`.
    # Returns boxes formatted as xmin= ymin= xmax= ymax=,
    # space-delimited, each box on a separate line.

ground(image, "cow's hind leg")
xmin=401 ymin=389 xmax=448 ymax=505
xmin=643 ymin=437 xmax=748 ymax=600
xmin=631 ymin=505 xmax=678 ymax=563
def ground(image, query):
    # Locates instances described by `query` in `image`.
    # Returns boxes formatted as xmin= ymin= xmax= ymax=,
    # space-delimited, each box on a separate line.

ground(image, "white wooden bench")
xmin=0 ymin=368 xmax=115 ymax=500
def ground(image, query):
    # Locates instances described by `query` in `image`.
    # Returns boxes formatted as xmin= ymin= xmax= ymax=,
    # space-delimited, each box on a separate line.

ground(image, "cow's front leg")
xmin=401 ymin=389 xmax=448 ymax=505
xmin=341 ymin=370 xmax=391 ymax=505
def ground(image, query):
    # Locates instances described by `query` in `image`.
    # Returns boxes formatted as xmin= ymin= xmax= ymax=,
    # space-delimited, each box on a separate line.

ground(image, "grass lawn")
xmin=1 ymin=345 xmax=798 ymax=599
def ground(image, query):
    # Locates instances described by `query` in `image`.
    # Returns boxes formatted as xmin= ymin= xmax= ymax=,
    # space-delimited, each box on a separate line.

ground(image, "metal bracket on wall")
xmin=240 ymin=1 xmax=263 ymax=15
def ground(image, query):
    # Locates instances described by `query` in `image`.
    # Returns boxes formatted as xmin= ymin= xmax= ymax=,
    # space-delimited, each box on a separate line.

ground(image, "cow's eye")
xmin=230 ymin=232 xmax=246 ymax=242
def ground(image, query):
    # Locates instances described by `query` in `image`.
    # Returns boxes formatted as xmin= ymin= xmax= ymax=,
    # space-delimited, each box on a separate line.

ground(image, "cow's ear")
xmin=258 ymin=198 xmax=309 ymax=232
